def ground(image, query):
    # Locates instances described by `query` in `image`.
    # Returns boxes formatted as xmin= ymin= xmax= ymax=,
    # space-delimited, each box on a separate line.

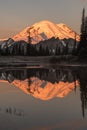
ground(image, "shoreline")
xmin=0 ymin=55 xmax=87 ymax=67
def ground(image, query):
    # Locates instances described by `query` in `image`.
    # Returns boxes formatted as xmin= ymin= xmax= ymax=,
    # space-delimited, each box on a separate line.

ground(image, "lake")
xmin=0 ymin=65 xmax=87 ymax=130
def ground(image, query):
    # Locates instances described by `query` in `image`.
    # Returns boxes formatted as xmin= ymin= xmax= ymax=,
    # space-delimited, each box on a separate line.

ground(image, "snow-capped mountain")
xmin=13 ymin=20 xmax=80 ymax=44
xmin=0 ymin=20 xmax=80 ymax=55
xmin=0 ymin=67 xmax=79 ymax=100
xmin=0 ymin=77 xmax=79 ymax=100
xmin=12 ymin=78 xmax=79 ymax=100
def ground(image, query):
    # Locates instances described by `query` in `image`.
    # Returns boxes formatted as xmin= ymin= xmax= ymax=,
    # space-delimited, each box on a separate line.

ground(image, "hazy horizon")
xmin=0 ymin=0 xmax=87 ymax=39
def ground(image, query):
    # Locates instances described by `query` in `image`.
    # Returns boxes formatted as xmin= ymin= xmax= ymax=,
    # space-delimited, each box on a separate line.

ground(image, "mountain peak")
xmin=13 ymin=20 xmax=80 ymax=44
xmin=33 ymin=20 xmax=54 ymax=25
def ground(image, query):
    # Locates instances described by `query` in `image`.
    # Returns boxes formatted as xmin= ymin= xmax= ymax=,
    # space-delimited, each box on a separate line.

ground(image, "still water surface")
xmin=0 ymin=66 xmax=87 ymax=130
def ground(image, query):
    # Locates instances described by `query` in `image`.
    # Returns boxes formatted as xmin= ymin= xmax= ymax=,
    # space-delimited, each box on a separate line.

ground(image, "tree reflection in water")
xmin=76 ymin=68 xmax=87 ymax=118
xmin=0 ymin=66 xmax=87 ymax=117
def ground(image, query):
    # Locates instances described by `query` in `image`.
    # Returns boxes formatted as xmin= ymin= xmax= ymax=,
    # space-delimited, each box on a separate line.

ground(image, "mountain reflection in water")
xmin=0 ymin=66 xmax=87 ymax=117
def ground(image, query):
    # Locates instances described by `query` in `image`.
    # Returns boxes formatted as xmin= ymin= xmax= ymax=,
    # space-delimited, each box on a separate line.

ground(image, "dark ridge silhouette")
xmin=0 ymin=36 xmax=78 ymax=56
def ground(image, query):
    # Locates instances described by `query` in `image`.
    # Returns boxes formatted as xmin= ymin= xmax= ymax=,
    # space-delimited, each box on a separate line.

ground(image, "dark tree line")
xmin=0 ymin=37 xmax=77 ymax=56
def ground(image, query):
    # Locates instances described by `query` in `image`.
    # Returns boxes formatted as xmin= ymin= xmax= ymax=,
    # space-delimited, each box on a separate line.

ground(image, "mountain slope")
xmin=13 ymin=20 xmax=80 ymax=44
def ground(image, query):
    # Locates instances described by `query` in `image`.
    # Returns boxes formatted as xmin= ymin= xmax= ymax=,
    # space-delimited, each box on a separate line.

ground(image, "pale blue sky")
xmin=0 ymin=0 xmax=87 ymax=38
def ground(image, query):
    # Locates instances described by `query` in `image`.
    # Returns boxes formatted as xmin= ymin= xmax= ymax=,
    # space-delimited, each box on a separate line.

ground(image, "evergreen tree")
xmin=45 ymin=46 xmax=49 ymax=56
xmin=55 ymin=45 xmax=60 ymax=55
xmin=65 ymin=42 xmax=69 ymax=55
